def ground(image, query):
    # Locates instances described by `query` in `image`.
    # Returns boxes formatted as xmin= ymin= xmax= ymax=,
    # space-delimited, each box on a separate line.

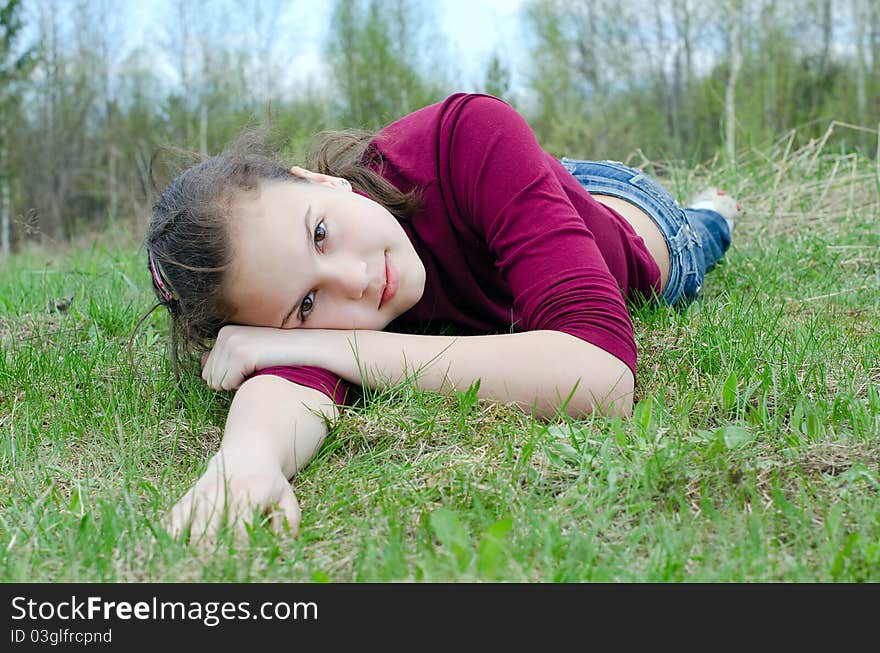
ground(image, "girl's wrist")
xmin=298 ymin=328 xmax=352 ymax=372
xmin=246 ymin=327 xmax=337 ymax=372
xmin=214 ymin=440 xmax=283 ymax=474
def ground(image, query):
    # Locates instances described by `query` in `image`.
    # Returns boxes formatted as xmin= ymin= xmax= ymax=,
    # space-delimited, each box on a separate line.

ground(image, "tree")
xmin=521 ymin=0 xmax=595 ymax=156
xmin=21 ymin=0 xmax=103 ymax=241
xmin=325 ymin=0 xmax=448 ymax=128
xmin=0 ymin=0 xmax=34 ymax=256
xmin=853 ymin=0 xmax=870 ymax=151
xmin=723 ymin=0 xmax=743 ymax=164
xmin=483 ymin=52 xmax=511 ymax=100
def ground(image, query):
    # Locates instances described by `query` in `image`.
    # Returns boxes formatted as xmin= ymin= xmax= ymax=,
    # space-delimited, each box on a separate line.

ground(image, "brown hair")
xmin=305 ymin=128 xmax=422 ymax=220
xmin=131 ymin=127 xmax=422 ymax=380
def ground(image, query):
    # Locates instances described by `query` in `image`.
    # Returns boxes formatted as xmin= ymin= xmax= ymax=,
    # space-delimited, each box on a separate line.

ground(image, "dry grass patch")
xmin=0 ymin=310 xmax=87 ymax=349
xmin=686 ymin=122 xmax=880 ymax=238
xmin=795 ymin=441 xmax=880 ymax=479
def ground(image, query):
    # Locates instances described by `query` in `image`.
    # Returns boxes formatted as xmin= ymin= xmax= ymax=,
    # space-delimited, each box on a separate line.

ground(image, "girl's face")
xmin=224 ymin=171 xmax=426 ymax=331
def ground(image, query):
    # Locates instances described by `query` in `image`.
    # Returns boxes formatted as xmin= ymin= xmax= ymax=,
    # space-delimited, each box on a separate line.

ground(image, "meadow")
xmin=1 ymin=125 xmax=878 ymax=582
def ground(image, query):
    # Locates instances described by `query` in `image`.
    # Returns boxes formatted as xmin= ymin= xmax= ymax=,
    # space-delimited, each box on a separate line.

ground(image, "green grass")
xmin=1 ymin=129 xmax=878 ymax=581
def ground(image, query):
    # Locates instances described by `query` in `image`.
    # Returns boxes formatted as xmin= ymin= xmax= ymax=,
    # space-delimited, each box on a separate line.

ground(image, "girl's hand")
xmin=164 ymin=449 xmax=301 ymax=543
xmin=201 ymin=324 xmax=316 ymax=391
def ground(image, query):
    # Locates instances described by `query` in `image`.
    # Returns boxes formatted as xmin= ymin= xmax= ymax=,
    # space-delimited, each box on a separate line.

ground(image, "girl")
xmin=144 ymin=93 xmax=739 ymax=540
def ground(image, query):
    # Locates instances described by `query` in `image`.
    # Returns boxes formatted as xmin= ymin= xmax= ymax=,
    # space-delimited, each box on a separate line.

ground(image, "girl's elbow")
xmin=599 ymin=366 xmax=635 ymax=419
xmin=603 ymin=381 xmax=634 ymax=419
xmin=568 ymin=366 xmax=635 ymax=420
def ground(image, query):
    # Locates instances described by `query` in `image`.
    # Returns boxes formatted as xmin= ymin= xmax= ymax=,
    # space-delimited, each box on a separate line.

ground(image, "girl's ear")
xmin=290 ymin=166 xmax=351 ymax=191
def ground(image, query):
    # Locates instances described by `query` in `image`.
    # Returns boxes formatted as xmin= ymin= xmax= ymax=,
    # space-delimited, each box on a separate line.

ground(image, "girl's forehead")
xmin=229 ymin=182 xmax=313 ymax=253
xmin=228 ymin=181 xmax=297 ymax=227
xmin=259 ymin=179 xmax=319 ymax=214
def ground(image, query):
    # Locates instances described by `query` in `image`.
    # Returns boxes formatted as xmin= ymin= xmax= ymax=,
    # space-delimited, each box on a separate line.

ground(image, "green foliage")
xmin=522 ymin=0 xmax=880 ymax=163
xmin=482 ymin=53 xmax=511 ymax=100
xmin=0 ymin=0 xmax=35 ymax=196
xmin=0 ymin=0 xmax=35 ymax=92
xmin=325 ymin=0 xmax=450 ymax=129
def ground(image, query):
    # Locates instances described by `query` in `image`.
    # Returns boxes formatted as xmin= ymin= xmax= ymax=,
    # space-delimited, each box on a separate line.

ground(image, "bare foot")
xmin=689 ymin=188 xmax=742 ymax=233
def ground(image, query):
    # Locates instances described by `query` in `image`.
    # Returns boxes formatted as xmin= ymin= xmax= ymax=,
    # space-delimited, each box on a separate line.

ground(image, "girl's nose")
xmin=332 ymin=258 xmax=369 ymax=299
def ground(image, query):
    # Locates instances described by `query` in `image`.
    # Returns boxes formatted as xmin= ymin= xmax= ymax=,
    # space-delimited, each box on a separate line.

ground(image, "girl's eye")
xmin=314 ymin=220 xmax=326 ymax=249
xmin=300 ymin=291 xmax=315 ymax=320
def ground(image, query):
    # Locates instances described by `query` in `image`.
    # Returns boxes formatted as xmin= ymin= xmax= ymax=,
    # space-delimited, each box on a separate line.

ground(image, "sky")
xmin=119 ymin=0 xmax=530 ymax=94
xmin=28 ymin=0 xmax=862 ymax=101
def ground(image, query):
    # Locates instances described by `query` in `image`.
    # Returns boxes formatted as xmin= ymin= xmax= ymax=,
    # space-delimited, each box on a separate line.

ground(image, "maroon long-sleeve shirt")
xmin=252 ymin=93 xmax=661 ymax=404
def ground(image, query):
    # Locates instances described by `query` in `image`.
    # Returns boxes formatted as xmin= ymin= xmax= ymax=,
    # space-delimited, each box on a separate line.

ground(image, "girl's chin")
xmin=374 ymin=316 xmax=394 ymax=331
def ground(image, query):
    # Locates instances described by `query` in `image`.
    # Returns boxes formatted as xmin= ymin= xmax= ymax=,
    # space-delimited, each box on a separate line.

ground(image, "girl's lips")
xmin=380 ymin=253 xmax=398 ymax=308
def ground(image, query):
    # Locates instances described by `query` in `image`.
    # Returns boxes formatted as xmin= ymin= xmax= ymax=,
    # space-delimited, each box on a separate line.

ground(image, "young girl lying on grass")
xmin=143 ymin=93 xmax=740 ymax=540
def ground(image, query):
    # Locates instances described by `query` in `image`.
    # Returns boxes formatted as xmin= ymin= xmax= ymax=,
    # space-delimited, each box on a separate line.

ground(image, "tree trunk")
xmin=199 ymin=102 xmax=208 ymax=155
xmin=108 ymin=141 xmax=117 ymax=221
xmin=869 ymin=0 xmax=879 ymax=111
xmin=853 ymin=0 xmax=868 ymax=149
xmin=725 ymin=9 xmax=741 ymax=164
xmin=819 ymin=0 xmax=832 ymax=76
xmin=677 ymin=0 xmax=694 ymax=149
xmin=1 ymin=176 xmax=9 ymax=258
xmin=1 ymin=122 xmax=9 ymax=258
xmin=652 ymin=1 xmax=672 ymax=141
xmin=107 ymin=101 xmax=117 ymax=222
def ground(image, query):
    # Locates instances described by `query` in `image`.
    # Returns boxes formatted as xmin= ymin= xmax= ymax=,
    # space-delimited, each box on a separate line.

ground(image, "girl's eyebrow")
xmin=280 ymin=203 xmax=312 ymax=328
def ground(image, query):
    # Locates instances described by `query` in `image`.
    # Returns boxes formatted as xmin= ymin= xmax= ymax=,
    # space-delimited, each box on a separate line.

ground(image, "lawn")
xmin=1 ymin=127 xmax=878 ymax=581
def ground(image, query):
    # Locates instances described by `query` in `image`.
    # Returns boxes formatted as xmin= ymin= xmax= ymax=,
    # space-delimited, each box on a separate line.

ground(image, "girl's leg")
xmin=685 ymin=208 xmax=731 ymax=275
xmin=686 ymin=188 xmax=740 ymax=275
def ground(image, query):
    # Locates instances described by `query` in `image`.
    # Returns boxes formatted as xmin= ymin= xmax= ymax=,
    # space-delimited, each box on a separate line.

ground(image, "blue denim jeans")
xmin=559 ymin=158 xmax=732 ymax=308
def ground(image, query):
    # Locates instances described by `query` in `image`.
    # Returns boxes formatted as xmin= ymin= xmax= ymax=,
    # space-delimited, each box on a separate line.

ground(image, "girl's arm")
xmin=318 ymin=328 xmax=634 ymax=420
xmin=166 ymin=374 xmax=338 ymax=540
xmin=201 ymin=325 xmax=633 ymax=420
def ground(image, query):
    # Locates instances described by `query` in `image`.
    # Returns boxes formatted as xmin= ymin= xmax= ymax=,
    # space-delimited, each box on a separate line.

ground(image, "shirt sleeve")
xmin=247 ymin=366 xmax=350 ymax=406
xmin=441 ymin=94 xmax=637 ymax=375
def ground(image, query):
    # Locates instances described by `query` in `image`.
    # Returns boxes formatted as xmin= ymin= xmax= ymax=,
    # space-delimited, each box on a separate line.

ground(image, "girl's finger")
xmin=166 ymin=492 xmax=196 ymax=539
xmin=161 ymin=509 xmax=181 ymax=539
xmin=201 ymin=358 xmax=211 ymax=385
xmin=189 ymin=481 xmax=228 ymax=543
xmin=190 ymin=497 xmax=220 ymax=545
xmin=270 ymin=488 xmax=301 ymax=537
